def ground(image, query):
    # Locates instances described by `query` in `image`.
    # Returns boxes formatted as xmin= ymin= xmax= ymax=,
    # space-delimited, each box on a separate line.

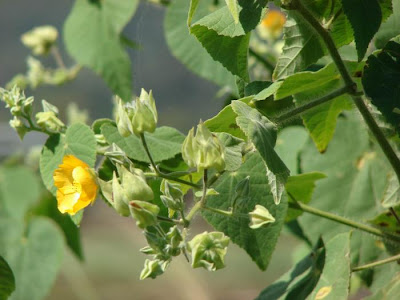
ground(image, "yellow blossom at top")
xmin=53 ymin=155 xmax=98 ymax=215
xmin=260 ymin=10 xmax=286 ymax=39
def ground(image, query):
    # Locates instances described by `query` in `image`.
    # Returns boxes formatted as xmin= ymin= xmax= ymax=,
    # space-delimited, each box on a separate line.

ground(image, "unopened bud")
xmin=182 ymin=122 xmax=225 ymax=171
xmin=119 ymin=165 xmax=154 ymax=201
xmin=129 ymin=200 xmax=160 ymax=229
xmin=115 ymin=97 xmax=133 ymax=137
xmin=140 ymin=259 xmax=169 ymax=280
xmin=160 ymin=180 xmax=183 ymax=211
xmin=27 ymin=56 xmax=45 ymax=88
xmin=131 ymin=89 xmax=158 ymax=136
xmin=110 ymin=173 xmax=131 ymax=216
xmin=249 ymin=205 xmax=275 ymax=229
xmin=188 ymin=231 xmax=230 ymax=271
xmin=165 ymin=226 xmax=183 ymax=256
xmin=9 ymin=117 xmax=28 ymax=140
xmin=35 ymin=111 xmax=65 ymax=133
xmin=21 ymin=26 xmax=58 ymax=56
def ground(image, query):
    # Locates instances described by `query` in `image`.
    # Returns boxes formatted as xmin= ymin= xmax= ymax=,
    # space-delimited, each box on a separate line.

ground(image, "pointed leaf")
xmin=225 ymin=0 xmax=239 ymax=24
xmin=188 ymin=0 xmax=200 ymax=26
xmin=0 ymin=255 xmax=15 ymax=300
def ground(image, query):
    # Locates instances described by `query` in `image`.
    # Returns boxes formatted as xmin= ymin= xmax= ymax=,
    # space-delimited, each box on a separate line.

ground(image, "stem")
xmin=289 ymin=200 xmax=400 ymax=243
xmin=156 ymin=215 xmax=183 ymax=225
xmin=352 ymin=253 xmax=400 ymax=272
xmin=140 ymin=133 xmax=158 ymax=172
xmin=186 ymin=170 xmax=208 ymax=223
xmin=51 ymin=46 xmax=67 ymax=69
xmin=389 ymin=207 xmax=400 ymax=226
xmin=274 ymin=86 xmax=351 ymax=124
xmin=249 ymin=48 xmax=275 ymax=73
xmin=203 ymin=206 xmax=233 ymax=217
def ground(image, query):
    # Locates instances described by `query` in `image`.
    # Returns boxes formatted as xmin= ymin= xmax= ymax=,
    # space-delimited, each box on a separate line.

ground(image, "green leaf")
xmin=165 ymin=0 xmax=235 ymax=88
xmin=256 ymin=238 xmax=325 ymax=300
xmin=286 ymin=172 xmax=326 ymax=221
xmin=40 ymin=123 xmax=97 ymax=194
xmin=33 ymin=193 xmax=83 ymax=260
xmin=64 ymin=0 xmax=138 ymax=101
xmin=275 ymin=126 xmax=309 ymax=175
xmin=231 ymin=101 xmax=290 ymax=204
xmin=363 ymin=36 xmax=400 ymax=133
xmin=202 ymin=153 xmax=288 ymax=270
xmin=215 ymin=132 xmax=244 ymax=171
xmin=101 ymin=124 xmax=184 ymax=163
xmin=375 ymin=0 xmax=400 ymax=48
xmin=368 ymin=272 xmax=400 ymax=300
xmin=190 ymin=26 xmax=250 ymax=80
xmin=204 ymin=96 xmax=252 ymax=140
xmin=0 ymin=218 xmax=64 ymax=300
xmin=0 ymin=166 xmax=40 ymax=220
xmin=308 ymin=232 xmax=352 ymax=300
xmin=0 ymin=255 xmax=15 ymax=300
xmin=225 ymin=0 xmax=239 ymax=24
xmin=188 ymin=0 xmax=200 ymax=26
xmin=342 ymin=0 xmax=382 ymax=61
xmin=299 ymin=112 xmax=391 ymax=246
xmin=369 ymin=206 xmax=400 ymax=236
xmin=273 ymin=11 xmax=327 ymax=80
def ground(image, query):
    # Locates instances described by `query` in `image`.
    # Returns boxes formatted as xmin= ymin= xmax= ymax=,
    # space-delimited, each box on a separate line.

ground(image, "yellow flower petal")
xmin=53 ymin=155 xmax=98 ymax=215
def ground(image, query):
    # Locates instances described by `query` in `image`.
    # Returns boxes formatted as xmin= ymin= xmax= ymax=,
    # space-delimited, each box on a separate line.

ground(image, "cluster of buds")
xmin=160 ymin=180 xmax=184 ymax=217
xmin=35 ymin=100 xmax=65 ymax=133
xmin=21 ymin=25 xmax=58 ymax=56
xmin=116 ymin=89 xmax=158 ymax=137
xmin=182 ymin=122 xmax=226 ymax=172
xmin=0 ymin=86 xmax=33 ymax=139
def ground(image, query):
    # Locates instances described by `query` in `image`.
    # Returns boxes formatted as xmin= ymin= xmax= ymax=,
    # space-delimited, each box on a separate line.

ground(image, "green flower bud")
xmin=42 ymin=99 xmax=59 ymax=114
xmin=35 ymin=111 xmax=65 ymax=133
xmin=118 ymin=165 xmax=154 ymax=201
xmin=143 ymin=231 xmax=167 ymax=256
xmin=129 ymin=200 xmax=160 ymax=229
xmin=249 ymin=205 xmax=275 ymax=229
xmin=1 ymin=86 xmax=25 ymax=114
xmin=115 ymin=97 xmax=134 ymax=137
xmin=165 ymin=226 xmax=183 ymax=256
xmin=182 ymin=122 xmax=225 ymax=172
xmin=66 ymin=103 xmax=89 ymax=125
xmin=131 ymin=89 xmax=158 ymax=136
xmin=106 ymin=173 xmax=130 ymax=216
xmin=9 ymin=117 xmax=28 ymax=140
xmin=21 ymin=26 xmax=58 ymax=56
xmin=140 ymin=259 xmax=169 ymax=280
xmin=6 ymin=74 xmax=28 ymax=90
xmin=160 ymin=180 xmax=183 ymax=212
xmin=27 ymin=56 xmax=45 ymax=88
xmin=187 ymin=231 xmax=230 ymax=271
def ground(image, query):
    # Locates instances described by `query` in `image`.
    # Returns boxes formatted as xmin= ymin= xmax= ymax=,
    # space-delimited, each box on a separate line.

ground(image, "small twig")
xmin=51 ymin=46 xmax=67 ymax=69
xmin=352 ymin=253 xmax=400 ymax=272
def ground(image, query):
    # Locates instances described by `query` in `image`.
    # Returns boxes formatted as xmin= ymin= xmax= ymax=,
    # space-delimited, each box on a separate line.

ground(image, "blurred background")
xmin=0 ymin=1 xmax=300 ymax=299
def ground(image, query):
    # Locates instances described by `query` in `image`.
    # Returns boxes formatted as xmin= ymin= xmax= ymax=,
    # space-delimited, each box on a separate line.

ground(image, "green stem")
xmin=51 ymin=46 xmax=67 ymax=70
xmin=274 ymin=86 xmax=351 ymax=124
xmin=157 ymin=215 xmax=183 ymax=225
xmin=352 ymin=253 xmax=400 ymax=272
xmin=186 ymin=170 xmax=208 ymax=223
xmin=140 ymin=133 xmax=158 ymax=172
xmin=289 ymin=200 xmax=400 ymax=243
xmin=203 ymin=206 xmax=233 ymax=217
xmin=249 ymin=48 xmax=275 ymax=73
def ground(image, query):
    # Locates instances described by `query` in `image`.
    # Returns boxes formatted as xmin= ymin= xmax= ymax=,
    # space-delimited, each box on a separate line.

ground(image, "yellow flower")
xmin=53 ymin=155 xmax=98 ymax=215
xmin=259 ymin=10 xmax=286 ymax=39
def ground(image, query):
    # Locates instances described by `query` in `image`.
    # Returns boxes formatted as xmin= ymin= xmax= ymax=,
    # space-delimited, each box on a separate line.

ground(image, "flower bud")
xmin=115 ymin=97 xmax=134 ymax=137
xmin=143 ymin=231 xmax=167 ymax=256
xmin=21 ymin=26 xmax=58 ymax=56
xmin=249 ymin=205 xmax=275 ymax=229
xmin=131 ymin=89 xmax=158 ymax=136
xmin=35 ymin=111 xmax=65 ymax=133
xmin=27 ymin=56 xmax=45 ymax=88
xmin=182 ymin=122 xmax=225 ymax=171
xmin=110 ymin=173 xmax=131 ymax=216
xmin=187 ymin=231 xmax=230 ymax=271
xmin=9 ymin=117 xmax=28 ymax=140
xmin=129 ymin=200 xmax=160 ymax=229
xmin=160 ymin=180 xmax=183 ymax=212
xmin=6 ymin=74 xmax=28 ymax=90
xmin=165 ymin=226 xmax=183 ymax=256
xmin=118 ymin=165 xmax=154 ymax=201
xmin=140 ymin=259 xmax=169 ymax=280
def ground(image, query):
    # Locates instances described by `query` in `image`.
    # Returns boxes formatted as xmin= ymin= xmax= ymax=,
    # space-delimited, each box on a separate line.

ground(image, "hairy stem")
xmin=289 ymin=200 xmax=400 ymax=243
xmin=186 ymin=169 xmax=208 ymax=223
xmin=274 ymin=86 xmax=351 ymax=124
xmin=352 ymin=253 xmax=400 ymax=272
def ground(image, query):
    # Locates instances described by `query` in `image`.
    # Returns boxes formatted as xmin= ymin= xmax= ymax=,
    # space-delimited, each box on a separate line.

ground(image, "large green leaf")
xmin=273 ymin=11 xmax=327 ymax=80
xmin=368 ymin=272 xmax=400 ymax=300
xmin=101 ymin=124 xmax=185 ymax=164
xmin=0 ymin=166 xmax=40 ymax=220
xmin=0 ymin=255 xmax=15 ymax=300
xmin=363 ymin=36 xmax=400 ymax=133
xmin=0 ymin=218 xmax=64 ymax=300
xmin=232 ymin=101 xmax=290 ymax=204
xmin=375 ymin=0 xmax=400 ymax=48
xmin=40 ymin=123 xmax=97 ymax=194
xmin=64 ymin=0 xmax=138 ymax=101
xmin=256 ymin=239 xmax=325 ymax=300
xmin=202 ymin=153 xmax=288 ymax=270
xmin=33 ymin=194 xmax=83 ymax=260
xmin=165 ymin=0 xmax=235 ymax=88
xmin=342 ymin=0 xmax=382 ymax=61
xmin=214 ymin=132 xmax=244 ymax=172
